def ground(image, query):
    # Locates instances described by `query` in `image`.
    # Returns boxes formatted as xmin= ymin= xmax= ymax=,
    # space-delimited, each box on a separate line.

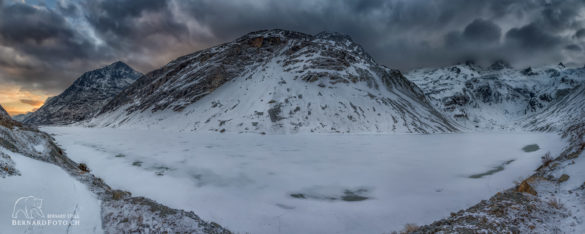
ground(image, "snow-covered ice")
xmin=43 ymin=126 xmax=565 ymax=233
xmin=0 ymin=149 xmax=103 ymax=234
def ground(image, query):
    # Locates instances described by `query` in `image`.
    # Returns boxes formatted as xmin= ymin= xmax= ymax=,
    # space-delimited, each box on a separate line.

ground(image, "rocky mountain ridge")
xmin=85 ymin=29 xmax=457 ymax=134
xmin=23 ymin=61 xmax=142 ymax=125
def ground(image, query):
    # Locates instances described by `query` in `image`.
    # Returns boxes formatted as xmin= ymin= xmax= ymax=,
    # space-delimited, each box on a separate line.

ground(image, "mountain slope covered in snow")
xmin=524 ymin=84 xmax=585 ymax=132
xmin=406 ymin=61 xmax=585 ymax=130
xmin=23 ymin=61 xmax=143 ymax=125
xmin=87 ymin=30 xmax=457 ymax=134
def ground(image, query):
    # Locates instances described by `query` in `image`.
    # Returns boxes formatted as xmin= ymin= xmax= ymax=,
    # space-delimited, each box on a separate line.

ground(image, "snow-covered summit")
xmin=406 ymin=62 xmax=585 ymax=130
xmin=89 ymin=29 xmax=457 ymax=134
xmin=23 ymin=61 xmax=143 ymax=125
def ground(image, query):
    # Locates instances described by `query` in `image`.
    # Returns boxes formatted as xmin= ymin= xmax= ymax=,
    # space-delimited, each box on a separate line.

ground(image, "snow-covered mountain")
xmin=87 ymin=29 xmax=457 ymax=134
xmin=23 ymin=61 xmax=143 ymax=125
xmin=524 ymin=84 xmax=585 ymax=132
xmin=406 ymin=61 xmax=585 ymax=130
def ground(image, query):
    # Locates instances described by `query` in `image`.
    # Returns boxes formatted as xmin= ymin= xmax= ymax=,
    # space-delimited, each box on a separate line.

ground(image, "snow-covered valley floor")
xmin=0 ymin=148 xmax=103 ymax=234
xmin=43 ymin=127 xmax=565 ymax=234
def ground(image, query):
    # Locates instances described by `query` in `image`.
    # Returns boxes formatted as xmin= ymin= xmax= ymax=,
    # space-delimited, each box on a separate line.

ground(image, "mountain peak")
xmin=237 ymin=29 xmax=359 ymax=48
xmin=315 ymin=31 xmax=353 ymax=42
xmin=23 ymin=61 xmax=143 ymax=125
xmin=488 ymin=60 xmax=512 ymax=70
xmin=107 ymin=61 xmax=130 ymax=68
xmin=0 ymin=105 xmax=9 ymax=118
xmin=238 ymin=29 xmax=311 ymax=41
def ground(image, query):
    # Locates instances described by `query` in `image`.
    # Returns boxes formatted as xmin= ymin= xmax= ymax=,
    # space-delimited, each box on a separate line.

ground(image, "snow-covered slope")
xmin=23 ymin=61 xmax=142 ymax=125
xmin=524 ymin=84 xmax=585 ymax=132
xmin=88 ymin=29 xmax=457 ymax=134
xmin=406 ymin=61 xmax=585 ymax=130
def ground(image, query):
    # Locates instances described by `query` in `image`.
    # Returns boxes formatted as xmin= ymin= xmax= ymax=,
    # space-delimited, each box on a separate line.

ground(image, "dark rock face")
xmin=23 ymin=62 xmax=142 ymax=125
xmin=488 ymin=60 xmax=511 ymax=70
xmin=521 ymin=67 xmax=538 ymax=76
xmin=0 ymin=105 xmax=21 ymax=129
xmin=0 ymin=105 xmax=8 ymax=118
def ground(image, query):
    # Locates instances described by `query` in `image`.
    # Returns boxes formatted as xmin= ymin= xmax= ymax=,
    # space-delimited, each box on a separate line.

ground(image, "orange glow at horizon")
xmin=0 ymin=85 xmax=49 ymax=116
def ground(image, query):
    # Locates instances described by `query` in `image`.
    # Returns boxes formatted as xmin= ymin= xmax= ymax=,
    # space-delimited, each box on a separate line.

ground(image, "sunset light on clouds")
xmin=0 ymin=85 xmax=48 ymax=116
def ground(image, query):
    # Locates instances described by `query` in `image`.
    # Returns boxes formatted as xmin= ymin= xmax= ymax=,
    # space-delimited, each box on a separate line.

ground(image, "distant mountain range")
xmin=406 ymin=61 xmax=585 ymax=131
xmin=15 ymin=29 xmax=585 ymax=134
xmin=22 ymin=61 xmax=142 ymax=125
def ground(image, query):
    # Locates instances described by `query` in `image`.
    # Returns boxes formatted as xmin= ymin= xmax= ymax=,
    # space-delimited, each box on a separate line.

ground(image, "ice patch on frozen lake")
xmin=42 ymin=127 xmax=565 ymax=234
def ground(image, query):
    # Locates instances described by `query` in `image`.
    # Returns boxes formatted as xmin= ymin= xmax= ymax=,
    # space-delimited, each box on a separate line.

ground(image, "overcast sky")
xmin=1 ymin=0 xmax=585 ymax=114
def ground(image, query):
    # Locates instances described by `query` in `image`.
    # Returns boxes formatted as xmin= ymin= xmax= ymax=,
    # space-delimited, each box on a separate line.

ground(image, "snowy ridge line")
xmin=0 ymin=104 xmax=231 ymax=233
xmin=83 ymin=29 xmax=458 ymax=134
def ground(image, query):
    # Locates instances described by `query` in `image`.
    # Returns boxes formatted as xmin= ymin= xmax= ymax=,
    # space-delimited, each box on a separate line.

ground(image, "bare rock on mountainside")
xmin=89 ymin=29 xmax=457 ymax=134
xmin=0 ymin=105 xmax=21 ymax=129
xmin=0 ymin=105 xmax=21 ymax=177
xmin=23 ymin=61 xmax=143 ymax=126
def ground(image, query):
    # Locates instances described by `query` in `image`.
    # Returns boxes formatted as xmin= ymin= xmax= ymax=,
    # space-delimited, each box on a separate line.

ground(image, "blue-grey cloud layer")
xmin=1 ymin=0 xmax=585 ymax=93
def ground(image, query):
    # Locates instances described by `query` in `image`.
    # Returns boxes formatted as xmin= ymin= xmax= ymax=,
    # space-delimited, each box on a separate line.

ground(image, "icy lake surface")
xmin=43 ymin=127 xmax=565 ymax=234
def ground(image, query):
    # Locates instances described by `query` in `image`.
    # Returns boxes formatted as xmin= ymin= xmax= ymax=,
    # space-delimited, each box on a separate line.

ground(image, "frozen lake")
xmin=43 ymin=127 xmax=565 ymax=234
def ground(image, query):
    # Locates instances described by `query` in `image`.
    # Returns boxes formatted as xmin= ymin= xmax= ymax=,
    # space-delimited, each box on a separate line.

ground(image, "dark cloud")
xmin=576 ymin=29 xmax=585 ymax=39
xmin=19 ymin=99 xmax=43 ymax=106
xmin=84 ymin=0 xmax=184 ymax=43
xmin=2 ymin=0 xmax=585 ymax=97
xmin=539 ymin=2 xmax=584 ymax=31
xmin=463 ymin=19 xmax=501 ymax=44
xmin=565 ymin=44 xmax=582 ymax=52
xmin=79 ymin=0 xmax=196 ymax=72
xmin=0 ymin=3 xmax=96 ymax=61
xmin=506 ymin=23 xmax=562 ymax=50
xmin=0 ymin=2 xmax=108 ymax=93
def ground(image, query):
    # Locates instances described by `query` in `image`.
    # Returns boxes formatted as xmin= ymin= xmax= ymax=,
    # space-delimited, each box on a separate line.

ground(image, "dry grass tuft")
xmin=541 ymin=152 xmax=553 ymax=167
xmin=400 ymin=223 xmax=419 ymax=233
xmin=547 ymin=198 xmax=564 ymax=210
